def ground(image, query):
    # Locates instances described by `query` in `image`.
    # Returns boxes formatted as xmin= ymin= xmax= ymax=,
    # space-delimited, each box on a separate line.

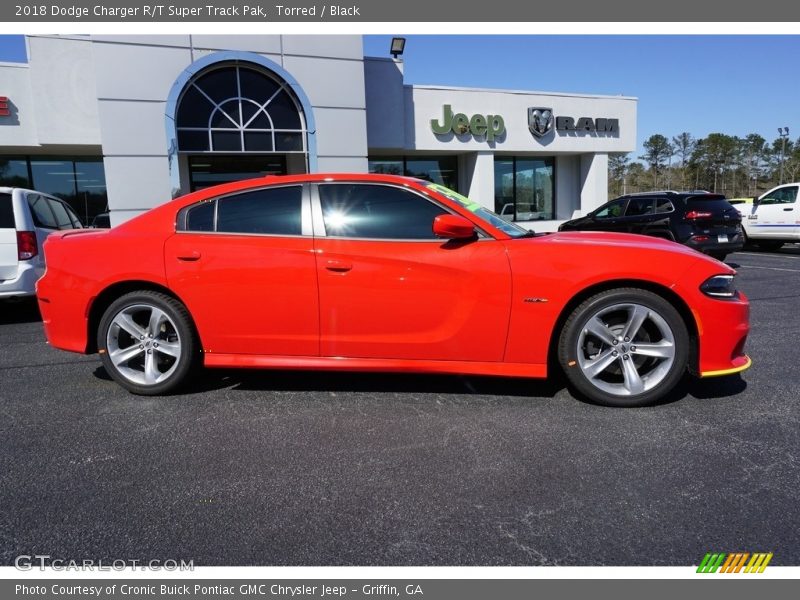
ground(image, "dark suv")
xmin=558 ymin=192 xmax=743 ymax=261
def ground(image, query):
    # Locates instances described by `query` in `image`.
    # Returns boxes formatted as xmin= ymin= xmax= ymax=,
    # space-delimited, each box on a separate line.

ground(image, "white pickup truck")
xmin=737 ymin=183 xmax=800 ymax=251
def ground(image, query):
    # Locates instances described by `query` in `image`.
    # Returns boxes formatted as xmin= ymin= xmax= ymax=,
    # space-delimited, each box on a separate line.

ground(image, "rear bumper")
xmin=685 ymin=237 xmax=744 ymax=255
xmin=0 ymin=262 xmax=42 ymax=298
xmin=36 ymin=269 xmax=91 ymax=354
xmin=694 ymin=291 xmax=751 ymax=377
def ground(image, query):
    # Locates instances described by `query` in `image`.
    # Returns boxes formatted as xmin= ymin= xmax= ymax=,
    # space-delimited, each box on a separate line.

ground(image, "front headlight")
xmin=700 ymin=274 xmax=738 ymax=298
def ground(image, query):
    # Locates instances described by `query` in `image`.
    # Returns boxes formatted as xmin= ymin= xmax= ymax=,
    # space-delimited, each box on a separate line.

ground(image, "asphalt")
xmin=1 ymin=248 xmax=799 ymax=566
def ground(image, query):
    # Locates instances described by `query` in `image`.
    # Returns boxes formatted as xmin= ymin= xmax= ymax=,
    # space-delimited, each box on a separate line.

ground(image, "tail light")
xmin=685 ymin=210 xmax=713 ymax=220
xmin=691 ymin=234 xmax=710 ymax=242
xmin=17 ymin=231 xmax=38 ymax=260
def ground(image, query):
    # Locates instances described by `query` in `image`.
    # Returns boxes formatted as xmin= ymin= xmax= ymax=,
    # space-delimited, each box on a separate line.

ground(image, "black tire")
xmin=558 ymin=288 xmax=689 ymax=407
xmin=707 ymin=251 xmax=728 ymax=262
xmin=97 ymin=291 xmax=199 ymax=395
xmin=757 ymin=240 xmax=784 ymax=252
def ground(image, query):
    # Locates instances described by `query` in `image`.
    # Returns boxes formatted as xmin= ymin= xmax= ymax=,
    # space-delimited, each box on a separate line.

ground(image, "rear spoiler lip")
xmin=50 ymin=229 xmax=109 ymax=240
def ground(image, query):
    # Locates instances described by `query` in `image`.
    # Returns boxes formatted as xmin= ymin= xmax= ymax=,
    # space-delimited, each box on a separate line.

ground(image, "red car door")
xmin=164 ymin=184 xmax=319 ymax=356
xmin=313 ymin=183 xmax=512 ymax=362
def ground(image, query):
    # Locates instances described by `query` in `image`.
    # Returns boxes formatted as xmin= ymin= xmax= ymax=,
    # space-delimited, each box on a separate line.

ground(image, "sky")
xmin=364 ymin=35 xmax=798 ymax=157
xmin=1 ymin=34 xmax=797 ymax=158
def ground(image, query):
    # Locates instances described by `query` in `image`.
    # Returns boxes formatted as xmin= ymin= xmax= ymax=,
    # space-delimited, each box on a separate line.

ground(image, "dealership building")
xmin=0 ymin=35 xmax=637 ymax=228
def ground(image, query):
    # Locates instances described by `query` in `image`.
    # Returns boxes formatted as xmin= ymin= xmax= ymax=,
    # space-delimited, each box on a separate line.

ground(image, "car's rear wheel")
xmin=558 ymin=288 xmax=689 ymax=407
xmin=98 ymin=291 xmax=199 ymax=395
xmin=757 ymin=240 xmax=784 ymax=252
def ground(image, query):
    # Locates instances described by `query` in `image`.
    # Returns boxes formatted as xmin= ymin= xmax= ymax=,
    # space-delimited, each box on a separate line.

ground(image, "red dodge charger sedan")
xmin=36 ymin=174 xmax=751 ymax=406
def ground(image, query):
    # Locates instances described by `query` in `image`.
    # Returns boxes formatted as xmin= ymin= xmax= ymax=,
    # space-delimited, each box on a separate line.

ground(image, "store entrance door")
xmin=188 ymin=155 xmax=288 ymax=192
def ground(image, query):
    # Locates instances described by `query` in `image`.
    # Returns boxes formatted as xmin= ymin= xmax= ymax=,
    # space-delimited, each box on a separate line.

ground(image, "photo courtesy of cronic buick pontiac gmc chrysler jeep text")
xmin=36 ymin=174 xmax=751 ymax=407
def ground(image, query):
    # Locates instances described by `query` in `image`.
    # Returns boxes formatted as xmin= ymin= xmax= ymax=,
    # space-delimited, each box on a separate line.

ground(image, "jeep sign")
xmin=431 ymin=105 xmax=505 ymax=142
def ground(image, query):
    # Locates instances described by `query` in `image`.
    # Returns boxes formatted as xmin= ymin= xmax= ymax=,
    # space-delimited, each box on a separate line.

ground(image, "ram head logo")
xmin=528 ymin=107 xmax=554 ymax=138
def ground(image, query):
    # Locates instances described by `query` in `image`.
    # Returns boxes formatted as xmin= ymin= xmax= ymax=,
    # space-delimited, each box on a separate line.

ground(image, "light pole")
xmin=778 ymin=127 xmax=790 ymax=185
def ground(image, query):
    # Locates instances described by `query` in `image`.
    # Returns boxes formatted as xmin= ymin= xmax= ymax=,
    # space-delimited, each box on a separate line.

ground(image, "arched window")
xmin=175 ymin=64 xmax=307 ymax=153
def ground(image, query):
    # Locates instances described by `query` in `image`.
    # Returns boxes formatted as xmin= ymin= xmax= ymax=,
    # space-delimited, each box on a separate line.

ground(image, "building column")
xmin=462 ymin=151 xmax=495 ymax=210
xmin=580 ymin=152 xmax=609 ymax=214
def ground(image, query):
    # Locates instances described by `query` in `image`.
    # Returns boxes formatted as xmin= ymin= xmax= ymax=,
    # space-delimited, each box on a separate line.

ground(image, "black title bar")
xmin=4 ymin=0 xmax=800 ymax=22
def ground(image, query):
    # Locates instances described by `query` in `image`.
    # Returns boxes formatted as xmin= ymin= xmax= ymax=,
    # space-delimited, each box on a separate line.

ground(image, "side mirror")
xmin=433 ymin=214 xmax=476 ymax=240
xmin=752 ymin=195 xmax=761 ymax=206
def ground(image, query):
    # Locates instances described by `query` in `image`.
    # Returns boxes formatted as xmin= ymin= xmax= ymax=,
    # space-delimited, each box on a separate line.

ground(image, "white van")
xmin=739 ymin=183 xmax=799 ymax=251
xmin=0 ymin=187 xmax=83 ymax=299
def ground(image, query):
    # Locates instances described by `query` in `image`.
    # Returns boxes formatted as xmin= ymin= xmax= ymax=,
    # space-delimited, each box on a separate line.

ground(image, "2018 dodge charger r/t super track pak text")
xmin=36 ymin=174 xmax=751 ymax=407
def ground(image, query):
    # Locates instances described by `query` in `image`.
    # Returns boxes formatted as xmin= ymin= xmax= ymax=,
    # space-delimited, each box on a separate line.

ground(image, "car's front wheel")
xmin=558 ymin=288 xmax=689 ymax=407
xmin=98 ymin=291 xmax=199 ymax=395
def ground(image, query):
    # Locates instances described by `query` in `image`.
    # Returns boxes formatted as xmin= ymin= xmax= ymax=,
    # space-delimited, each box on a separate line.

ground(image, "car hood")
xmin=528 ymin=230 xmax=715 ymax=259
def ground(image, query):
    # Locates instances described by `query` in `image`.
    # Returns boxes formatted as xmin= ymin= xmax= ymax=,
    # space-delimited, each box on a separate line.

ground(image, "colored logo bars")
xmin=697 ymin=552 xmax=773 ymax=573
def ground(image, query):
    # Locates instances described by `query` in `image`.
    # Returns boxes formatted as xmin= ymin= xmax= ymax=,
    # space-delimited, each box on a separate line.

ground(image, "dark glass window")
xmin=238 ymin=69 xmax=280 ymax=105
xmin=655 ymin=198 xmax=674 ymax=213
xmin=47 ymin=199 xmax=76 ymax=229
xmin=319 ymin=184 xmax=446 ymax=240
xmin=0 ymin=156 xmax=107 ymax=225
xmin=368 ymin=156 xmax=458 ymax=191
xmin=268 ymin=91 xmax=302 ymax=129
xmin=760 ymin=186 xmax=798 ymax=205
xmin=368 ymin=158 xmax=403 ymax=176
xmin=176 ymin=86 xmax=215 ymax=128
xmin=625 ymin=197 xmax=655 ymax=216
xmin=193 ymin=68 xmax=238 ymax=105
xmin=216 ymin=186 xmax=302 ymax=235
xmin=188 ymin=155 xmax=287 ymax=192
xmin=27 ymin=195 xmax=57 ymax=229
xmin=493 ymin=156 xmax=555 ymax=221
xmin=175 ymin=64 xmax=305 ymax=153
xmin=211 ymin=131 xmax=241 ymax=152
xmin=185 ymin=201 xmax=215 ymax=232
xmin=595 ymin=198 xmax=627 ymax=219
xmin=0 ymin=158 xmax=30 ymax=188
xmin=73 ymin=160 xmax=109 ymax=225
xmin=177 ymin=131 xmax=210 ymax=152
xmin=0 ymin=193 xmax=14 ymax=228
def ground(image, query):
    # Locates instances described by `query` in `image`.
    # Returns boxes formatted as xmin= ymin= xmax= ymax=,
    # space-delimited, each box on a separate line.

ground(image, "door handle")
xmin=783 ymin=207 xmax=793 ymax=211
xmin=325 ymin=259 xmax=353 ymax=272
xmin=176 ymin=251 xmax=202 ymax=261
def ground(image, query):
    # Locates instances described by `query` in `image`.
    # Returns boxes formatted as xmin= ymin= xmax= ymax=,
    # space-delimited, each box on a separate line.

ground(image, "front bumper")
xmin=694 ymin=291 xmax=751 ymax=377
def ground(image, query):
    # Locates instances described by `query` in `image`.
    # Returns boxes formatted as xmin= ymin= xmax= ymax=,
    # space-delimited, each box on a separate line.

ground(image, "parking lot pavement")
xmin=1 ymin=249 xmax=799 ymax=567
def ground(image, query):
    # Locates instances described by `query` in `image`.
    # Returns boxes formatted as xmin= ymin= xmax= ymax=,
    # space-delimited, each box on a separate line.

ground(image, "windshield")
xmin=425 ymin=183 xmax=532 ymax=238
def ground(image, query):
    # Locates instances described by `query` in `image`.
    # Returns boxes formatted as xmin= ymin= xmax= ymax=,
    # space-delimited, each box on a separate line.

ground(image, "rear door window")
xmin=47 ymin=198 xmax=77 ymax=230
xmin=28 ymin=194 xmax=58 ymax=229
xmin=0 ymin=193 xmax=14 ymax=228
xmin=216 ymin=186 xmax=302 ymax=235
xmin=185 ymin=201 xmax=215 ymax=232
xmin=624 ymin=197 xmax=655 ymax=217
xmin=655 ymin=198 xmax=674 ymax=213
xmin=63 ymin=203 xmax=83 ymax=228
